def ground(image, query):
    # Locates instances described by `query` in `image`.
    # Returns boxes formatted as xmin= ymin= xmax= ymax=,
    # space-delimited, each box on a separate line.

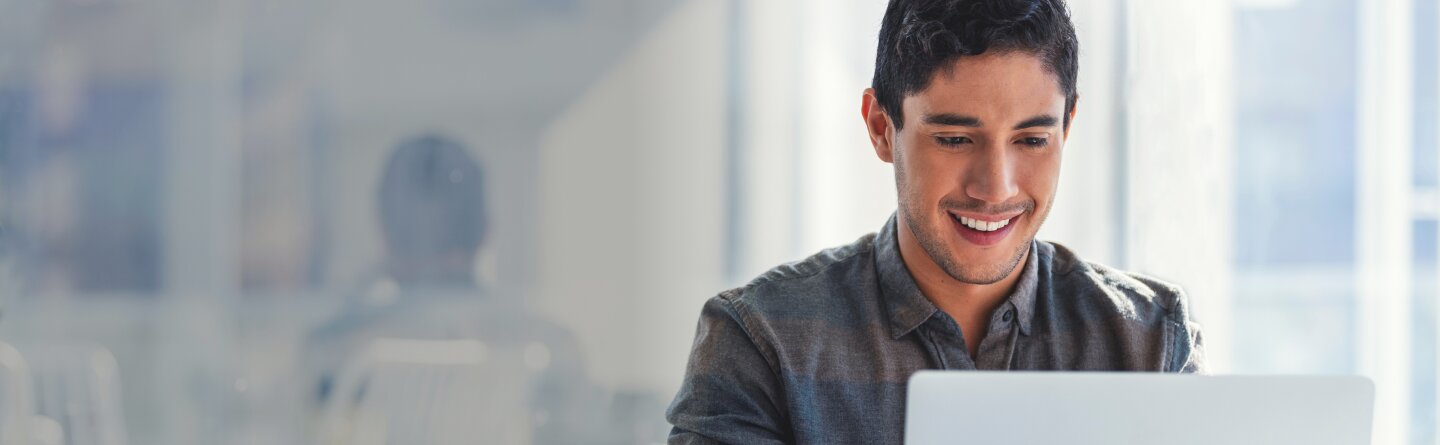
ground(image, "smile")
xmin=948 ymin=211 xmax=1022 ymax=246
xmin=956 ymin=215 xmax=1011 ymax=232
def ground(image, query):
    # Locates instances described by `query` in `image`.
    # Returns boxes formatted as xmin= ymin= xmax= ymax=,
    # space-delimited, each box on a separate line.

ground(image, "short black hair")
xmin=378 ymin=134 xmax=487 ymax=259
xmin=872 ymin=0 xmax=1079 ymax=130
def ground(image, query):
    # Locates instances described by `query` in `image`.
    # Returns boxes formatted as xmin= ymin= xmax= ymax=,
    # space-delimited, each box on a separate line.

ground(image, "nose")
xmin=963 ymin=145 xmax=1020 ymax=204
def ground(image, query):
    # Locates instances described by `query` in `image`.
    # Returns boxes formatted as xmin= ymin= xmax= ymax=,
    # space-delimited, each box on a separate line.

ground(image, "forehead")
xmin=902 ymin=51 xmax=1066 ymax=124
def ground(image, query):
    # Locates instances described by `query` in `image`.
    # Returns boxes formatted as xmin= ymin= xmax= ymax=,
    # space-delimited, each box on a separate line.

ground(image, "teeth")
xmin=957 ymin=215 xmax=1012 ymax=232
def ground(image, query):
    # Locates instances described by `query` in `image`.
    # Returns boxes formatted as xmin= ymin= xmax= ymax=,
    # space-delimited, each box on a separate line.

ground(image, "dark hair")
xmin=378 ymin=134 xmax=487 ymax=259
xmin=872 ymin=0 xmax=1079 ymax=129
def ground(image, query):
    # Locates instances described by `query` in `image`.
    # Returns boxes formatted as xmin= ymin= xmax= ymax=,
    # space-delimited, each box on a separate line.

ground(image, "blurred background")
xmin=0 ymin=0 xmax=1431 ymax=443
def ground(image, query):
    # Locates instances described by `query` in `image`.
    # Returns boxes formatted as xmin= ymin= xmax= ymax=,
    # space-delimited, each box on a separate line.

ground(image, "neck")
xmin=896 ymin=216 xmax=1027 ymax=317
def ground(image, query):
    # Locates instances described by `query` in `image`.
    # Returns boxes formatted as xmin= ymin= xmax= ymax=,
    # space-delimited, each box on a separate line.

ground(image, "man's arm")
xmin=1176 ymin=321 xmax=1208 ymax=374
xmin=1168 ymin=287 xmax=1207 ymax=374
xmin=666 ymin=296 xmax=791 ymax=444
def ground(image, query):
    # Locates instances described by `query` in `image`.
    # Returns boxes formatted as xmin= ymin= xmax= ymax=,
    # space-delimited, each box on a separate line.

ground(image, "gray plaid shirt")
xmin=666 ymin=215 xmax=1206 ymax=444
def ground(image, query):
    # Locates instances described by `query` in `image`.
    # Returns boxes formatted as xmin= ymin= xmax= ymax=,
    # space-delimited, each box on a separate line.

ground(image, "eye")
xmin=1017 ymin=137 xmax=1049 ymax=148
xmin=935 ymin=136 xmax=973 ymax=146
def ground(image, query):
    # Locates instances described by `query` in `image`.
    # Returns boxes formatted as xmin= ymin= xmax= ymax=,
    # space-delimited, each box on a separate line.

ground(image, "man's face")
xmin=865 ymin=51 xmax=1070 ymax=285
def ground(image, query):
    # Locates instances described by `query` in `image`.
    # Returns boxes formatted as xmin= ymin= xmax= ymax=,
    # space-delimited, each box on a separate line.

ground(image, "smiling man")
xmin=665 ymin=0 xmax=1206 ymax=444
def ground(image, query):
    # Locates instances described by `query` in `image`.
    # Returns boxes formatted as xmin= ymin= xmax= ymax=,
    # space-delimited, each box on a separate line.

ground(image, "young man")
xmin=666 ymin=0 xmax=1206 ymax=444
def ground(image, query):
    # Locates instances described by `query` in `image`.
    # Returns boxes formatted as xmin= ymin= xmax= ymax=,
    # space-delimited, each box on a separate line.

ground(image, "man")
xmin=666 ymin=0 xmax=1206 ymax=444
xmin=302 ymin=134 xmax=602 ymax=444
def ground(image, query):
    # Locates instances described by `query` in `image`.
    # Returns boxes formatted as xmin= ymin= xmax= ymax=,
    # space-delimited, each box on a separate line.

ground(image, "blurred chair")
xmin=317 ymin=338 xmax=534 ymax=445
xmin=0 ymin=341 xmax=36 ymax=445
xmin=20 ymin=343 xmax=127 ymax=445
xmin=0 ymin=341 xmax=64 ymax=445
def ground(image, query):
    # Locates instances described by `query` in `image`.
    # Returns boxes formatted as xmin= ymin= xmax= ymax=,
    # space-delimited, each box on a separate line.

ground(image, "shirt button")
xmin=1002 ymin=309 xmax=1015 ymax=323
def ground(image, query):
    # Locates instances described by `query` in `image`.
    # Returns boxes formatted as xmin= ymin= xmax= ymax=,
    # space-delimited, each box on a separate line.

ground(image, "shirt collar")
xmin=874 ymin=213 xmax=1039 ymax=339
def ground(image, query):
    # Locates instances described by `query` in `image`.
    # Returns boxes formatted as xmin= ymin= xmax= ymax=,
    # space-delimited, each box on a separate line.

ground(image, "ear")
xmin=861 ymin=88 xmax=896 ymax=163
xmin=1062 ymin=94 xmax=1080 ymax=141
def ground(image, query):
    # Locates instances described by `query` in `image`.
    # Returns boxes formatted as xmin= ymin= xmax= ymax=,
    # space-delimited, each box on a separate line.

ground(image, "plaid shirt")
xmin=666 ymin=214 xmax=1206 ymax=444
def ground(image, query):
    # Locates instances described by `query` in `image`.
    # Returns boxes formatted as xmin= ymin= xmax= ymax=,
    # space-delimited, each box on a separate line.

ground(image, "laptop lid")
xmin=905 ymin=371 xmax=1374 ymax=445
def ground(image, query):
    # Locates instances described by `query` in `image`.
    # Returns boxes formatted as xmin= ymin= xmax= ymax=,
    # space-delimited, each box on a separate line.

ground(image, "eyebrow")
xmin=1012 ymin=115 xmax=1060 ymax=130
xmin=922 ymin=113 xmax=1060 ymax=130
xmin=923 ymin=113 xmax=982 ymax=127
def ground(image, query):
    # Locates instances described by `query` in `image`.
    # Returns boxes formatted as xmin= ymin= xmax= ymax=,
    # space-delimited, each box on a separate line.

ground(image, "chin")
xmin=958 ymin=247 xmax=1026 ymax=281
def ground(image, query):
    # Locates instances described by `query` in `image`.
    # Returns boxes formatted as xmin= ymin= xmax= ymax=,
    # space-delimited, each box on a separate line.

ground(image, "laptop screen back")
xmin=905 ymin=372 xmax=1373 ymax=445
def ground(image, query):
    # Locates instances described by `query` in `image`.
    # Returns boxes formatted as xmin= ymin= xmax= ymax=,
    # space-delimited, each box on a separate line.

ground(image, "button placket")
xmin=975 ymin=304 xmax=1020 ymax=370
xmin=925 ymin=314 xmax=976 ymax=370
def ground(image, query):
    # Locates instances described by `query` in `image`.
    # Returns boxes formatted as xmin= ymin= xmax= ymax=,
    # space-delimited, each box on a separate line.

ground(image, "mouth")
xmin=947 ymin=211 xmax=1022 ymax=247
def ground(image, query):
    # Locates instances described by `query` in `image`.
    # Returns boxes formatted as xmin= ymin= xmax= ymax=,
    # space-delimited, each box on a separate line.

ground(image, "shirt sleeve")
xmin=1176 ymin=321 xmax=1208 ymax=374
xmin=1163 ymin=286 xmax=1208 ymax=374
xmin=666 ymin=295 xmax=792 ymax=445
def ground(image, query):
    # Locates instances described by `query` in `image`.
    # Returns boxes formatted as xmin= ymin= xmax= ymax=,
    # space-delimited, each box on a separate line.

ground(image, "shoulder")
xmin=708 ymin=232 xmax=882 ymax=332
xmin=1042 ymin=241 xmax=1207 ymax=372
xmin=1043 ymin=241 xmax=1194 ymax=326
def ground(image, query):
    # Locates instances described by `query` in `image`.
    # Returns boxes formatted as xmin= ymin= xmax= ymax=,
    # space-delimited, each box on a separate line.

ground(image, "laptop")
xmin=905 ymin=371 xmax=1374 ymax=445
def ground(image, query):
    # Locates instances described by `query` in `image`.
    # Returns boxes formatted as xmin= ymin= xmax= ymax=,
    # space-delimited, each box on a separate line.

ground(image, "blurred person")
xmin=667 ymin=0 xmax=1206 ymax=443
xmin=301 ymin=134 xmax=603 ymax=444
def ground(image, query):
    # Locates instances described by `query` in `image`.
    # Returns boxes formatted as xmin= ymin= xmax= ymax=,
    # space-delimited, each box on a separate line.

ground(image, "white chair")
xmin=317 ymin=337 xmax=535 ymax=445
xmin=0 ymin=341 xmax=65 ymax=445
xmin=0 ymin=341 xmax=35 ymax=445
xmin=20 ymin=343 xmax=127 ymax=445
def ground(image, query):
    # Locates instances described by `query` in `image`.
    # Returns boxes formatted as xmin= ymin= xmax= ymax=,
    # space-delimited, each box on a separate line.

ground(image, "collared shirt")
xmin=666 ymin=215 xmax=1206 ymax=445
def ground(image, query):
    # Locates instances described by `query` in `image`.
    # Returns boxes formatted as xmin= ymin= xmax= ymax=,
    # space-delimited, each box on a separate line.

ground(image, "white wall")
xmin=537 ymin=0 xmax=729 ymax=395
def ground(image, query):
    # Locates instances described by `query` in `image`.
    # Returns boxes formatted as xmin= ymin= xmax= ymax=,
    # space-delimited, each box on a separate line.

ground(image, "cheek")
xmin=898 ymin=145 xmax=958 ymax=196
xmin=1021 ymin=154 xmax=1063 ymax=205
xmin=904 ymin=168 xmax=953 ymax=215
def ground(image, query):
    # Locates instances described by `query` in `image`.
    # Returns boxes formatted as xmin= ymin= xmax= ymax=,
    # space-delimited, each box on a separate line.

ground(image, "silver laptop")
xmin=905 ymin=371 xmax=1373 ymax=445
